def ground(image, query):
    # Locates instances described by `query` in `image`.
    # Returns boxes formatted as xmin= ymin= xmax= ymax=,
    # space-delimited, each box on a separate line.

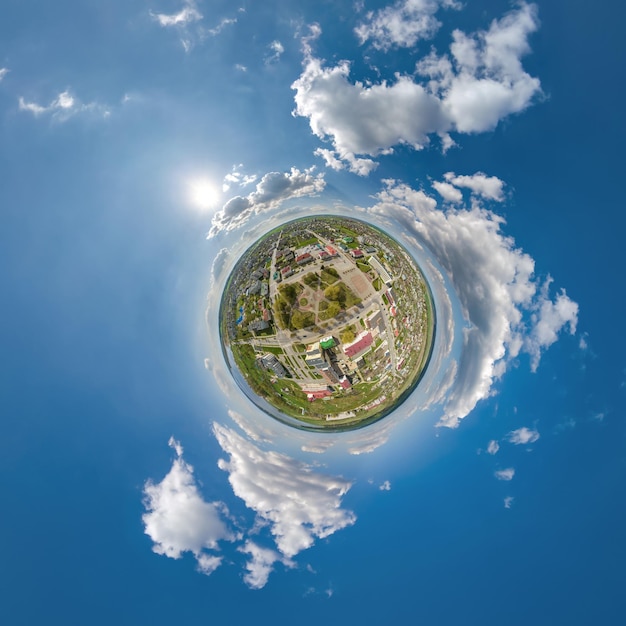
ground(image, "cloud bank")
xmin=143 ymin=428 xmax=356 ymax=588
xmin=369 ymin=176 xmax=578 ymax=427
xmin=293 ymin=3 xmax=541 ymax=174
xmin=214 ymin=423 xmax=356 ymax=559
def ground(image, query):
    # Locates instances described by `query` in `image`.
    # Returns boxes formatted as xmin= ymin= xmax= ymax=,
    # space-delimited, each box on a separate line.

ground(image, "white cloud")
xmin=292 ymin=56 xmax=447 ymax=174
xmin=195 ymin=553 xmax=223 ymax=575
xmin=266 ymin=40 xmax=285 ymax=64
xmin=379 ymin=480 xmax=392 ymax=491
xmin=525 ymin=281 xmax=578 ymax=372
xmin=0 ymin=67 xmax=9 ymax=81
xmin=495 ymin=467 xmax=515 ymax=481
xmin=142 ymin=437 xmax=234 ymax=574
xmin=367 ymin=178 xmax=578 ymax=427
xmin=443 ymin=172 xmax=505 ymax=201
xmin=314 ymin=147 xmax=345 ymax=171
xmin=207 ymin=17 xmax=237 ymax=36
xmin=213 ymin=423 xmax=356 ymax=560
xmin=18 ymin=90 xmax=110 ymax=120
xmin=208 ymin=167 xmax=325 ymax=237
xmin=504 ymin=496 xmax=514 ymax=509
xmin=151 ymin=1 xmax=202 ymax=27
xmin=432 ymin=180 xmax=462 ymax=203
xmin=151 ymin=2 xmax=238 ymax=51
xmin=222 ymin=164 xmax=257 ymax=192
xmin=487 ymin=440 xmax=500 ymax=455
xmin=507 ymin=426 xmax=540 ymax=445
xmin=355 ymin=0 xmax=461 ymax=51
xmin=293 ymin=3 xmax=541 ymax=173
xmin=420 ymin=2 xmax=541 ymax=133
xmin=239 ymin=540 xmax=294 ymax=589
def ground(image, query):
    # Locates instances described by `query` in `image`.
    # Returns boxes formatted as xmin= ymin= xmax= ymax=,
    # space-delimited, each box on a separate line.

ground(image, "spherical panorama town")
xmin=219 ymin=216 xmax=435 ymax=431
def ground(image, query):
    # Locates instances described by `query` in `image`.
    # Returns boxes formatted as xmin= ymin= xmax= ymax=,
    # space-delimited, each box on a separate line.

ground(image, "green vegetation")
xmin=318 ymin=300 xmax=341 ymax=321
xmin=302 ymin=272 xmax=320 ymax=287
xmin=320 ymin=268 xmax=339 ymax=284
xmin=340 ymin=325 xmax=357 ymax=344
xmin=296 ymin=236 xmax=318 ymax=247
xmin=219 ymin=214 xmax=437 ymax=433
xmin=279 ymin=283 xmax=301 ymax=305
xmin=291 ymin=309 xmax=315 ymax=330
xmin=263 ymin=345 xmax=284 ymax=355
xmin=324 ymin=282 xmax=361 ymax=308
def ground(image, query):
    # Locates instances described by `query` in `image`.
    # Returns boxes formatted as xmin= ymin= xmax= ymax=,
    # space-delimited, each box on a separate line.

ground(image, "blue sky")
xmin=1 ymin=1 xmax=625 ymax=624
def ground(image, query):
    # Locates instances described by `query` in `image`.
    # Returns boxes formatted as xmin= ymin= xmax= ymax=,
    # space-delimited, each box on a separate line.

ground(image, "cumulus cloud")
xmin=355 ymin=0 xmax=461 ymax=51
xmin=443 ymin=172 xmax=505 ymax=201
xmin=368 ymin=178 xmax=578 ymax=427
xmin=525 ymin=282 xmax=578 ymax=371
xmin=487 ymin=440 xmax=500 ymax=455
xmin=142 ymin=437 xmax=234 ymax=574
xmin=0 ymin=68 xmax=8 ymax=81
xmin=208 ymin=167 xmax=325 ymax=237
xmin=379 ymin=480 xmax=392 ymax=491
xmin=432 ymin=180 xmax=463 ymax=203
xmin=239 ymin=541 xmax=294 ymax=589
xmin=293 ymin=3 xmax=541 ymax=174
xmin=504 ymin=496 xmax=514 ymax=509
xmin=507 ymin=426 xmax=540 ymax=445
xmin=495 ymin=467 xmax=515 ymax=481
xmin=213 ymin=423 xmax=356 ymax=560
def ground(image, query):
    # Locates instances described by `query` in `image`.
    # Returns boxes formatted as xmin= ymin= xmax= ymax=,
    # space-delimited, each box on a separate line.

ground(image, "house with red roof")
xmin=343 ymin=331 xmax=373 ymax=358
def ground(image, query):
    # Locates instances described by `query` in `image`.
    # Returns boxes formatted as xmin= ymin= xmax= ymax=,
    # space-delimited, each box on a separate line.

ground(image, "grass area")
xmin=221 ymin=215 xmax=438 ymax=431
xmin=325 ymin=282 xmax=361 ymax=308
xmin=320 ymin=268 xmax=339 ymax=284
xmin=296 ymin=236 xmax=318 ymax=247
xmin=290 ymin=309 xmax=316 ymax=329
xmin=340 ymin=324 xmax=357 ymax=344
xmin=318 ymin=300 xmax=341 ymax=321
xmin=263 ymin=345 xmax=284 ymax=355
xmin=302 ymin=272 xmax=320 ymax=287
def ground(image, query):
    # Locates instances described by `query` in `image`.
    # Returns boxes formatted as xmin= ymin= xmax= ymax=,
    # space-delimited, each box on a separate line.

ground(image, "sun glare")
xmin=189 ymin=178 xmax=220 ymax=211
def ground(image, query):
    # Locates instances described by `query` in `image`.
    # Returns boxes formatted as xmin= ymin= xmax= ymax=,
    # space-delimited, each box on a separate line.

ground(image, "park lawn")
xmin=263 ymin=345 xmax=284 ymax=355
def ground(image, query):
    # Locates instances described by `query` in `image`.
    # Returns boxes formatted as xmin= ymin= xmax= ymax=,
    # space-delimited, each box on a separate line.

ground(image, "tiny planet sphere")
xmin=219 ymin=215 xmax=435 ymax=431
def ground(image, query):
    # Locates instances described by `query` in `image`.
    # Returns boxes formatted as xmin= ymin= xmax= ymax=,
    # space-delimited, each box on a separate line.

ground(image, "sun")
xmin=189 ymin=178 xmax=220 ymax=211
